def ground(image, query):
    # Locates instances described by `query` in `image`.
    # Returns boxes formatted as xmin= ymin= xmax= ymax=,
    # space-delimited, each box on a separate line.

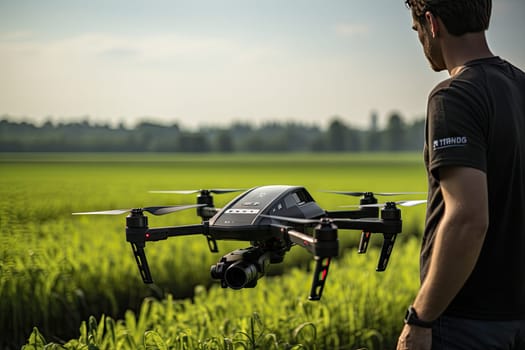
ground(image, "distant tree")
xmin=327 ymin=117 xmax=348 ymax=152
xmin=215 ymin=130 xmax=235 ymax=152
xmin=238 ymin=135 xmax=259 ymax=152
xmin=406 ymin=118 xmax=425 ymax=150
xmin=346 ymin=126 xmax=362 ymax=151
xmin=385 ymin=112 xmax=406 ymax=151
xmin=366 ymin=111 xmax=381 ymax=152
xmin=0 ymin=114 xmax=427 ymax=152
xmin=177 ymin=132 xmax=210 ymax=152
xmin=310 ymin=134 xmax=327 ymax=152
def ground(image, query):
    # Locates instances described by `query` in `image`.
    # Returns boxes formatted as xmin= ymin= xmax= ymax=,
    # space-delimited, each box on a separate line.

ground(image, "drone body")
xmin=74 ymin=185 xmax=423 ymax=300
xmin=211 ymin=185 xmax=324 ymax=227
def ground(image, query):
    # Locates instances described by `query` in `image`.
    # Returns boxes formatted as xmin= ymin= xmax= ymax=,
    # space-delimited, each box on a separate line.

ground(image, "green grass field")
xmin=0 ymin=152 xmax=427 ymax=349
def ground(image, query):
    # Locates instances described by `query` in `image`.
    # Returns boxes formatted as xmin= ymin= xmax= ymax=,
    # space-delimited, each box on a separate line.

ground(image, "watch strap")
xmin=404 ymin=306 xmax=434 ymax=328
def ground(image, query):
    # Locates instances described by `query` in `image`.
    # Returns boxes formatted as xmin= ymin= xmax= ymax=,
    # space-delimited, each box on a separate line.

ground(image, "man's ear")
xmin=425 ymin=11 xmax=440 ymax=38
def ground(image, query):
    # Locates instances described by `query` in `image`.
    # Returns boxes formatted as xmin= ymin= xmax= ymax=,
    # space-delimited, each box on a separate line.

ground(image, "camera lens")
xmin=224 ymin=261 xmax=258 ymax=289
xmin=210 ymin=264 xmax=220 ymax=279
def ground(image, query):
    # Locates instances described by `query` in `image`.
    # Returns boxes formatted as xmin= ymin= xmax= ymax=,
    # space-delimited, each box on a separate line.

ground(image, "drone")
xmin=73 ymin=185 xmax=425 ymax=300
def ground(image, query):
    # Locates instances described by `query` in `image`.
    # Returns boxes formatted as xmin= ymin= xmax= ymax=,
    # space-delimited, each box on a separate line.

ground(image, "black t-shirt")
xmin=422 ymin=56 xmax=525 ymax=320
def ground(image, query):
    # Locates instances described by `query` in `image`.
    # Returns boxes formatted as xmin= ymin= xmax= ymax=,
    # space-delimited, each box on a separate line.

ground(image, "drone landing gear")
xmin=357 ymin=230 xmax=396 ymax=270
xmin=309 ymin=256 xmax=331 ymax=301
xmin=206 ymin=235 xmax=219 ymax=252
xmin=126 ymin=210 xmax=154 ymax=284
xmin=131 ymin=242 xmax=153 ymax=283
xmin=376 ymin=203 xmax=400 ymax=271
xmin=358 ymin=231 xmax=371 ymax=254
xmin=125 ymin=209 xmax=206 ymax=284
xmin=376 ymin=233 xmax=396 ymax=271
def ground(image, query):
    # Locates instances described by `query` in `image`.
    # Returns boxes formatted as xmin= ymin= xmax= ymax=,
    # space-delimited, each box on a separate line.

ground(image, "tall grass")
xmin=1 ymin=152 xmax=426 ymax=349
xmin=24 ymin=239 xmax=421 ymax=349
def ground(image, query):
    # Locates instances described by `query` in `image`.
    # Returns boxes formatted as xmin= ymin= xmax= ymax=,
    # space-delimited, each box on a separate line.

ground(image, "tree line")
xmin=0 ymin=112 xmax=425 ymax=152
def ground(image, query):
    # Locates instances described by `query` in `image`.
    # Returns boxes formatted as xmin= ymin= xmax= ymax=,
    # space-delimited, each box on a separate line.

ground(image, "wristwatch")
xmin=404 ymin=306 xmax=434 ymax=328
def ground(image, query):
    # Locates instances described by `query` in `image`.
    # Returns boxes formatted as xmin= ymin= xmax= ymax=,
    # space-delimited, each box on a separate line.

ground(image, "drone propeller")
xmin=323 ymin=190 xmax=425 ymax=197
xmin=341 ymin=200 xmax=427 ymax=208
xmin=149 ymin=188 xmax=245 ymax=195
xmin=72 ymin=204 xmax=205 ymax=216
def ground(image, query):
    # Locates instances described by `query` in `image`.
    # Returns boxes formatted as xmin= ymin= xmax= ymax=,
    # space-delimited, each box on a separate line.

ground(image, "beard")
xmin=423 ymin=33 xmax=446 ymax=72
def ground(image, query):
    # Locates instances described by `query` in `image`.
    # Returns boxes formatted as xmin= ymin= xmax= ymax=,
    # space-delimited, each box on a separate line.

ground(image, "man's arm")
xmin=397 ymin=166 xmax=489 ymax=349
xmin=413 ymin=165 xmax=489 ymax=322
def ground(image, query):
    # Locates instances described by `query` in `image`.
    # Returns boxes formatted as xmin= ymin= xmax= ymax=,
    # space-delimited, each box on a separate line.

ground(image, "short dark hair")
xmin=405 ymin=0 xmax=492 ymax=36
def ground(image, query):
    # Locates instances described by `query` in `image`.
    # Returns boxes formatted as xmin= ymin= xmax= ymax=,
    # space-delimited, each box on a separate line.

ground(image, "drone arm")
xmin=334 ymin=205 xmax=402 ymax=271
xmin=126 ymin=215 xmax=207 ymax=284
xmin=287 ymin=221 xmax=339 ymax=301
xmin=334 ymin=218 xmax=401 ymax=234
xmin=145 ymin=224 xmax=206 ymax=241
xmin=325 ymin=207 xmax=379 ymax=219
xmin=287 ymin=229 xmax=339 ymax=257
xmin=332 ymin=217 xmax=401 ymax=269
xmin=286 ymin=229 xmax=315 ymax=253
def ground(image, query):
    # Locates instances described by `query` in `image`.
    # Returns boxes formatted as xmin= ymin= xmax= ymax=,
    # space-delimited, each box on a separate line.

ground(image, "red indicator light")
xmin=145 ymin=233 xmax=150 ymax=239
xmin=322 ymin=258 xmax=330 ymax=279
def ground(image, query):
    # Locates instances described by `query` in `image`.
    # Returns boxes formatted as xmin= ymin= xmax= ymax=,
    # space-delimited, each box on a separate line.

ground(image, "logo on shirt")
xmin=432 ymin=136 xmax=468 ymax=150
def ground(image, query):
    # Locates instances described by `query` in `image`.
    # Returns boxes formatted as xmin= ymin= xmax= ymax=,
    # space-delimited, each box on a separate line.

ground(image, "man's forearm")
xmin=412 ymin=213 xmax=487 ymax=321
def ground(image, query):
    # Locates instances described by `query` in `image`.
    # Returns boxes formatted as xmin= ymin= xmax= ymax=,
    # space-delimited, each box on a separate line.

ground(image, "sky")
xmin=1 ymin=0 xmax=524 ymax=130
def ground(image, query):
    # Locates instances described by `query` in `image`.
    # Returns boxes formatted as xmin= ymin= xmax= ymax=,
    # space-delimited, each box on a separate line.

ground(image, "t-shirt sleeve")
xmin=427 ymin=81 xmax=488 ymax=179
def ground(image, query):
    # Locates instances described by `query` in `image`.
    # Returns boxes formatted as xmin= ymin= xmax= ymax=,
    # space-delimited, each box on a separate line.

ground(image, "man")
xmin=398 ymin=1 xmax=525 ymax=349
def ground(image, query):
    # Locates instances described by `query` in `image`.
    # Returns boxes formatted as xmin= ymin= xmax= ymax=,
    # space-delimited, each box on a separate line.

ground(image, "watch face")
xmin=404 ymin=307 xmax=415 ymax=322
xmin=404 ymin=306 xmax=434 ymax=328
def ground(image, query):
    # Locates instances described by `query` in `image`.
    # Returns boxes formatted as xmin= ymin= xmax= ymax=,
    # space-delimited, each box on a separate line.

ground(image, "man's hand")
xmin=397 ymin=324 xmax=432 ymax=350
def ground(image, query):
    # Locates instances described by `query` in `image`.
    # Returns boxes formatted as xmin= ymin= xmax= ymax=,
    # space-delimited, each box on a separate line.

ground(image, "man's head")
xmin=405 ymin=0 xmax=492 ymax=36
xmin=405 ymin=0 xmax=492 ymax=72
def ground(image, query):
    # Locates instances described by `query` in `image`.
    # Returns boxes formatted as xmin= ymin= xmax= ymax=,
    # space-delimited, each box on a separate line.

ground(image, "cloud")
xmin=334 ymin=23 xmax=369 ymax=37
xmin=0 ymin=31 xmax=34 ymax=41
xmin=0 ymin=31 xmax=237 ymax=62
xmin=0 ymin=30 xmax=304 ymax=125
